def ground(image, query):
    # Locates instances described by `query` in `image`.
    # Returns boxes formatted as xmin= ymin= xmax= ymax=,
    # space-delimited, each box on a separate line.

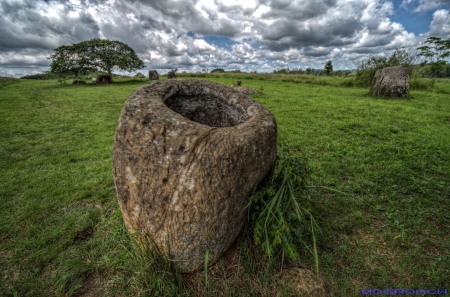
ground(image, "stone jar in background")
xmin=148 ymin=70 xmax=159 ymax=80
xmin=112 ymin=79 xmax=277 ymax=272
xmin=370 ymin=66 xmax=410 ymax=98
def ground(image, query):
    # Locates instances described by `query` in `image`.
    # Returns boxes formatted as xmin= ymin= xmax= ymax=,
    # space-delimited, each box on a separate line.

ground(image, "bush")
xmin=426 ymin=62 xmax=450 ymax=78
xmin=355 ymin=48 xmax=417 ymax=87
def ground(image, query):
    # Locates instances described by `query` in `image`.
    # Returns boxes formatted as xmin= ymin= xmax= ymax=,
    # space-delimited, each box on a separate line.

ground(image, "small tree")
xmin=417 ymin=37 xmax=450 ymax=77
xmin=324 ymin=61 xmax=333 ymax=76
xmin=417 ymin=37 xmax=450 ymax=63
xmin=48 ymin=38 xmax=145 ymax=82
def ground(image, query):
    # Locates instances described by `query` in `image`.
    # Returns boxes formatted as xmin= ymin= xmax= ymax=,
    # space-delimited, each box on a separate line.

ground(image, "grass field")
xmin=1 ymin=75 xmax=449 ymax=296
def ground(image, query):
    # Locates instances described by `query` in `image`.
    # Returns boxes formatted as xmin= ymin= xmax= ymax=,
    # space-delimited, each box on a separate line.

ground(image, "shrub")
xmin=339 ymin=78 xmax=355 ymax=88
xmin=355 ymin=48 xmax=417 ymax=87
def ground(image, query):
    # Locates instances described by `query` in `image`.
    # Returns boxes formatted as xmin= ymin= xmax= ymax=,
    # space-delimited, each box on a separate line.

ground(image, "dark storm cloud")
xmin=258 ymin=0 xmax=337 ymax=20
xmin=329 ymin=18 xmax=362 ymax=38
xmin=301 ymin=46 xmax=333 ymax=57
xmin=252 ymin=0 xmax=408 ymax=54
xmin=259 ymin=16 xmax=360 ymax=52
xmin=126 ymin=0 xmax=241 ymax=37
xmin=0 ymin=0 xmax=99 ymax=52
xmin=0 ymin=49 xmax=50 ymax=67
xmin=216 ymin=2 xmax=255 ymax=16
xmin=1 ymin=0 xmax=35 ymax=14
xmin=139 ymin=15 xmax=172 ymax=33
xmin=136 ymin=0 xmax=200 ymax=18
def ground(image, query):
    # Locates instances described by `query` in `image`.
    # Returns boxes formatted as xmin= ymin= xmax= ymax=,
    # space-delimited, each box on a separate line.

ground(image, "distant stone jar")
xmin=167 ymin=70 xmax=177 ymax=79
xmin=148 ymin=70 xmax=159 ymax=80
xmin=370 ymin=66 xmax=409 ymax=98
xmin=112 ymin=79 xmax=277 ymax=272
xmin=96 ymin=74 xmax=112 ymax=84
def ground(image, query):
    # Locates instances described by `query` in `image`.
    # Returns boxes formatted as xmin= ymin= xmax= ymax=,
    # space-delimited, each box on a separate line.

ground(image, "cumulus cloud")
xmin=401 ymin=0 xmax=449 ymax=13
xmin=0 ymin=0 xmax=99 ymax=51
xmin=429 ymin=9 xmax=450 ymax=38
xmin=0 ymin=0 xmax=448 ymax=77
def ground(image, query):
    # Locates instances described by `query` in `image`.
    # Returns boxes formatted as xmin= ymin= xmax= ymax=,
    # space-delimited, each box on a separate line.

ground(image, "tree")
xmin=210 ymin=68 xmax=225 ymax=73
xmin=324 ymin=60 xmax=333 ymax=76
xmin=48 ymin=38 xmax=145 ymax=81
xmin=417 ymin=37 xmax=450 ymax=77
xmin=417 ymin=37 xmax=450 ymax=63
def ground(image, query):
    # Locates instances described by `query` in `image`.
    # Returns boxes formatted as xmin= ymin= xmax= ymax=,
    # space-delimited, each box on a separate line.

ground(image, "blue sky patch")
xmin=203 ymin=35 xmax=238 ymax=50
xmin=391 ymin=2 xmax=432 ymax=34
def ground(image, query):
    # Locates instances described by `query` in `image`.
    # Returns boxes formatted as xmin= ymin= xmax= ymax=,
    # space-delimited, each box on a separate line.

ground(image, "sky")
xmin=0 ymin=0 xmax=449 ymax=78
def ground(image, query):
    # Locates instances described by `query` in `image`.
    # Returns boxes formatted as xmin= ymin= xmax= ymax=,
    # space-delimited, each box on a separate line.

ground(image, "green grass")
xmin=1 ymin=75 xmax=449 ymax=296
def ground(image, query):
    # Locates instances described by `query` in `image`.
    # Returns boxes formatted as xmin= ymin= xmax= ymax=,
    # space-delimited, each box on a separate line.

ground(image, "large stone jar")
xmin=370 ymin=66 xmax=410 ymax=98
xmin=112 ymin=79 xmax=277 ymax=272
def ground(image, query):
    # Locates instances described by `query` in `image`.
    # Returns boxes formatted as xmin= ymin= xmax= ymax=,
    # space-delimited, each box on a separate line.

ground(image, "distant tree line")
xmin=21 ymin=70 xmax=125 ymax=80
xmin=210 ymin=68 xmax=225 ymax=73
xmin=20 ymin=36 xmax=450 ymax=82
xmin=20 ymin=71 xmax=59 ymax=80
xmin=272 ymin=67 xmax=351 ymax=77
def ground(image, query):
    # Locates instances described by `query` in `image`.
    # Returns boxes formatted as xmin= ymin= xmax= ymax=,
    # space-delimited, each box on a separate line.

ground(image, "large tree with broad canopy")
xmin=48 ymin=38 xmax=145 ymax=81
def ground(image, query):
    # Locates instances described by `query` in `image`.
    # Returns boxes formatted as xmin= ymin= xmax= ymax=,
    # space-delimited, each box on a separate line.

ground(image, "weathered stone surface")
xmin=167 ymin=70 xmax=177 ymax=79
xmin=234 ymin=86 xmax=258 ymax=95
xmin=278 ymin=268 xmax=326 ymax=297
xmin=96 ymin=74 xmax=112 ymax=84
xmin=149 ymin=70 xmax=159 ymax=80
xmin=112 ymin=79 xmax=277 ymax=272
xmin=370 ymin=66 xmax=409 ymax=98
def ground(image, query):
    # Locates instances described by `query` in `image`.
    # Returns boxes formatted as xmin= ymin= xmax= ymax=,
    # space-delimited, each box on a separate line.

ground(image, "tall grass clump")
xmin=247 ymin=147 xmax=319 ymax=274
xmin=108 ymin=220 xmax=185 ymax=297
xmin=410 ymin=77 xmax=436 ymax=91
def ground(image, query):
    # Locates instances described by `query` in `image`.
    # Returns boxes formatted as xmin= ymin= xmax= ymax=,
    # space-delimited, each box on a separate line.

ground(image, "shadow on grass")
xmin=359 ymin=92 xmax=415 ymax=101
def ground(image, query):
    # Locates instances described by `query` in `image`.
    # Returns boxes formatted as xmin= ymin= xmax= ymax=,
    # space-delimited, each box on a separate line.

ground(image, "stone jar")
xmin=112 ymin=79 xmax=277 ymax=272
xmin=370 ymin=66 xmax=410 ymax=98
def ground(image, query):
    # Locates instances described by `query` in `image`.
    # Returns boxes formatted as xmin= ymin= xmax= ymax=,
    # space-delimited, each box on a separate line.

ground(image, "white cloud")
xmin=402 ymin=0 xmax=449 ymax=12
xmin=429 ymin=9 xmax=450 ymax=37
xmin=0 ymin=0 xmax=447 ymax=77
